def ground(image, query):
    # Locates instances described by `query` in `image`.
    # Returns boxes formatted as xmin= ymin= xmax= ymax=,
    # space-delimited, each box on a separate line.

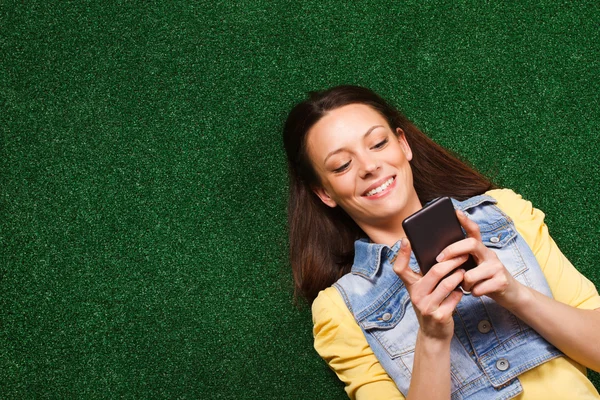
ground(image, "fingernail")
xmin=400 ymin=237 xmax=408 ymax=249
xmin=457 ymin=210 xmax=465 ymax=217
xmin=436 ymin=252 xmax=445 ymax=262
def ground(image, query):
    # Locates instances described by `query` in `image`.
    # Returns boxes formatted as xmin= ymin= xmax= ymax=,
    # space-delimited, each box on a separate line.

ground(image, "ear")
xmin=312 ymin=186 xmax=338 ymax=208
xmin=396 ymin=128 xmax=413 ymax=161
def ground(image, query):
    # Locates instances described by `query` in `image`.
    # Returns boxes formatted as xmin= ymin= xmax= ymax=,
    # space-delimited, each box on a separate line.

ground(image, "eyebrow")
xmin=323 ymin=125 xmax=385 ymax=164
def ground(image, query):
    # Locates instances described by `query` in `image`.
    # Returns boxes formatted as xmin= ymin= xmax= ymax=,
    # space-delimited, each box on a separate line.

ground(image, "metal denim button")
xmin=382 ymin=313 xmax=392 ymax=321
xmin=496 ymin=358 xmax=510 ymax=371
xmin=477 ymin=320 xmax=491 ymax=334
xmin=490 ymin=236 xmax=500 ymax=243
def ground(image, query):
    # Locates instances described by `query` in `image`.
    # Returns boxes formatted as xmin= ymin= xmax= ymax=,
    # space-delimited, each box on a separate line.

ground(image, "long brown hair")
xmin=283 ymin=85 xmax=495 ymax=303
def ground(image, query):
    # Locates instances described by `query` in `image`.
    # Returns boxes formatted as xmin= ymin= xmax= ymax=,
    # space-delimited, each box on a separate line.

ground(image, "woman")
xmin=282 ymin=85 xmax=600 ymax=399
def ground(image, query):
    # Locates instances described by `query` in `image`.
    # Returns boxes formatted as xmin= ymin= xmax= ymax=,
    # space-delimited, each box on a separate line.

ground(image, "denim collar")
xmin=450 ymin=194 xmax=496 ymax=211
xmin=352 ymin=238 xmax=399 ymax=279
xmin=351 ymin=194 xmax=497 ymax=279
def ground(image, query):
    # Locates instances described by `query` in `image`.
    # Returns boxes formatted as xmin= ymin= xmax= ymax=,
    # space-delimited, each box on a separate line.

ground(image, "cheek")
xmin=331 ymin=175 xmax=356 ymax=197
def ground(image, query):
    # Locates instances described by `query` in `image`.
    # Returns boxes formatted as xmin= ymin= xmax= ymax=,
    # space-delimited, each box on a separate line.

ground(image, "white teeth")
xmin=366 ymin=177 xmax=394 ymax=197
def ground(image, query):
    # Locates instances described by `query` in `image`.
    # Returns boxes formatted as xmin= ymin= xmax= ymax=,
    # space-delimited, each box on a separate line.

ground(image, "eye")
xmin=372 ymin=138 xmax=388 ymax=149
xmin=333 ymin=161 xmax=351 ymax=173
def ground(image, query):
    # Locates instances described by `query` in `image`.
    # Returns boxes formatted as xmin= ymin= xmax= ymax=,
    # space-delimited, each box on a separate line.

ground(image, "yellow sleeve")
xmin=489 ymin=189 xmax=600 ymax=399
xmin=488 ymin=189 xmax=600 ymax=310
xmin=312 ymin=287 xmax=405 ymax=400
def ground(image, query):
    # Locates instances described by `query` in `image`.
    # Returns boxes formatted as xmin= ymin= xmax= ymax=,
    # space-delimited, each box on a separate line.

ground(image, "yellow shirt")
xmin=312 ymin=189 xmax=600 ymax=399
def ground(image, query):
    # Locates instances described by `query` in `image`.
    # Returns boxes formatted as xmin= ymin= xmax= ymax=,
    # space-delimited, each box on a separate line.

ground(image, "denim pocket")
xmin=359 ymin=287 xmax=419 ymax=360
xmin=480 ymin=224 xmax=528 ymax=279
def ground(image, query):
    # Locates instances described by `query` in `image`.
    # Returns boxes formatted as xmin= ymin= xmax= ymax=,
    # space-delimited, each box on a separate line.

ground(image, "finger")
xmin=421 ymin=255 xmax=468 ymax=293
xmin=392 ymin=237 xmax=421 ymax=287
xmin=456 ymin=210 xmax=481 ymax=241
xmin=427 ymin=268 xmax=465 ymax=306
xmin=435 ymin=289 xmax=463 ymax=317
xmin=437 ymin=237 xmax=489 ymax=265
xmin=426 ymin=290 xmax=463 ymax=325
xmin=462 ymin=262 xmax=497 ymax=291
xmin=469 ymin=277 xmax=509 ymax=298
xmin=468 ymin=268 xmax=511 ymax=298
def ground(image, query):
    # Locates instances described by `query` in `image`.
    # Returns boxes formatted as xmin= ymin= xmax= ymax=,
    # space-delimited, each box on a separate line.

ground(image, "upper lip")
xmin=362 ymin=175 xmax=395 ymax=196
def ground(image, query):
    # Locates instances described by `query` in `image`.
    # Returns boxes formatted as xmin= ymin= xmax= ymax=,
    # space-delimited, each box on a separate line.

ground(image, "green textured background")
xmin=2 ymin=1 xmax=599 ymax=398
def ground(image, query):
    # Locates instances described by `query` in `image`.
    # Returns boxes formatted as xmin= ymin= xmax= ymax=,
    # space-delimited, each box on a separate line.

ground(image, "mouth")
xmin=363 ymin=176 xmax=396 ymax=198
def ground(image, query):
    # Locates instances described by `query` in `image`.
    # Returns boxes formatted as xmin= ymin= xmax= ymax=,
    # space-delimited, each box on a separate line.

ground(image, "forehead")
xmin=306 ymin=104 xmax=389 ymax=160
xmin=311 ymin=104 xmax=388 ymax=136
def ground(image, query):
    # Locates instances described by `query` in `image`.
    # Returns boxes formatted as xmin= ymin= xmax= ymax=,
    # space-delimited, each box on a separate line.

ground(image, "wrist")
xmin=416 ymin=329 xmax=453 ymax=353
xmin=499 ymin=281 xmax=535 ymax=313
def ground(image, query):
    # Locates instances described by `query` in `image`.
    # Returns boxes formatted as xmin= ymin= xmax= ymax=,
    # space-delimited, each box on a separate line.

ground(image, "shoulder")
xmin=485 ymin=188 xmax=541 ymax=219
xmin=486 ymin=189 xmax=600 ymax=309
xmin=312 ymin=286 xmax=352 ymax=326
xmin=312 ymin=286 xmax=363 ymax=348
xmin=312 ymin=288 xmax=406 ymax=399
xmin=484 ymin=188 xmax=549 ymax=254
xmin=455 ymin=189 xmax=545 ymax=246
xmin=485 ymin=188 xmax=546 ymax=243
xmin=311 ymin=286 xmax=360 ymax=359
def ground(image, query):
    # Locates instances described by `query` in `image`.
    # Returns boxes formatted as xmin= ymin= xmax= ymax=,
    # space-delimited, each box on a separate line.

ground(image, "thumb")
xmin=456 ymin=209 xmax=481 ymax=241
xmin=392 ymin=238 xmax=420 ymax=287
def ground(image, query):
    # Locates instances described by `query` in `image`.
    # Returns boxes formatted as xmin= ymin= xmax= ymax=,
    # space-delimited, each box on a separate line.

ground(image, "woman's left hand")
xmin=438 ymin=211 xmax=600 ymax=373
xmin=436 ymin=210 xmax=530 ymax=310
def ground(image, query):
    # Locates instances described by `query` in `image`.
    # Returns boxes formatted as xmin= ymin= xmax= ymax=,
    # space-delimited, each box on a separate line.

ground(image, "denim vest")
xmin=333 ymin=195 xmax=563 ymax=400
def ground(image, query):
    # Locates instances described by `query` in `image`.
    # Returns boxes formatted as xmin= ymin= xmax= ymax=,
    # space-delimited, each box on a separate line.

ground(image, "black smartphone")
xmin=402 ymin=197 xmax=477 ymax=276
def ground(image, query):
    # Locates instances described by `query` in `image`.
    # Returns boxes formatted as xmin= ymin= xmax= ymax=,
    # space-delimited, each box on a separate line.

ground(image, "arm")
xmin=313 ymin=239 xmax=467 ymax=400
xmin=407 ymin=332 xmax=452 ymax=400
xmin=392 ymin=238 xmax=466 ymax=400
xmin=312 ymin=288 xmax=405 ymax=400
xmin=439 ymin=207 xmax=600 ymax=373
xmin=505 ymin=284 xmax=600 ymax=372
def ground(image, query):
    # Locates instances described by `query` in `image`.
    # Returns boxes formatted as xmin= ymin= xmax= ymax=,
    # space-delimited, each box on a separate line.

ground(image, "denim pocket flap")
xmin=359 ymin=287 xmax=419 ymax=359
xmin=359 ymin=288 xmax=411 ymax=330
xmin=480 ymin=225 xmax=516 ymax=248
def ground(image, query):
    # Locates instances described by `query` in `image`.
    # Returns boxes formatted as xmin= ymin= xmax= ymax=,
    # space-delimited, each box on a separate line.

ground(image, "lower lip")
xmin=363 ymin=177 xmax=397 ymax=200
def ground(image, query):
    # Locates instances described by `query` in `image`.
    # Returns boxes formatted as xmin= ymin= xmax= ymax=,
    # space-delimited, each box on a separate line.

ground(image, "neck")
xmin=359 ymin=198 xmax=423 ymax=247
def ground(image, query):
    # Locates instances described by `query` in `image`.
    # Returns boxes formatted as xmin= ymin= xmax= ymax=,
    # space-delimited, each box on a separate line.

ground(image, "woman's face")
xmin=306 ymin=103 xmax=421 ymax=227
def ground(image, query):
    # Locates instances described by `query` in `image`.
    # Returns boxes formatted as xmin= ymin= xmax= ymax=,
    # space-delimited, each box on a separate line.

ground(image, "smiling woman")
xmin=282 ymin=86 xmax=600 ymax=400
xmin=306 ymin=103 xmax=421 ymax=246
xmin=282 ymin=86 xmax=493 ymax=303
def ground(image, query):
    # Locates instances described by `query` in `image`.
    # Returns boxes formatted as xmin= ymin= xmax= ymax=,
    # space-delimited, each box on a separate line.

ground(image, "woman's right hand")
xmin=392 ymin=237 xmax=466 ymax=342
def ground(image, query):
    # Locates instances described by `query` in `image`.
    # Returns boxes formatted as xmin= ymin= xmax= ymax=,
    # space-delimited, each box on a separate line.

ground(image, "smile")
xmin=364 ymin=177 xmax=395 ymax=197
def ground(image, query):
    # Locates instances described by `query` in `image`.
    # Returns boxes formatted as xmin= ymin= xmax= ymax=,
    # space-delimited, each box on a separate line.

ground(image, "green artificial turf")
xmin=1 ymin=1 xmax=599 ymax=398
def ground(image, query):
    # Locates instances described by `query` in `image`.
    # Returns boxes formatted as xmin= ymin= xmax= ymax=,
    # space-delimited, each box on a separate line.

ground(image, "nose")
xmin=358 ymin=153 xmax=380 ymax=178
